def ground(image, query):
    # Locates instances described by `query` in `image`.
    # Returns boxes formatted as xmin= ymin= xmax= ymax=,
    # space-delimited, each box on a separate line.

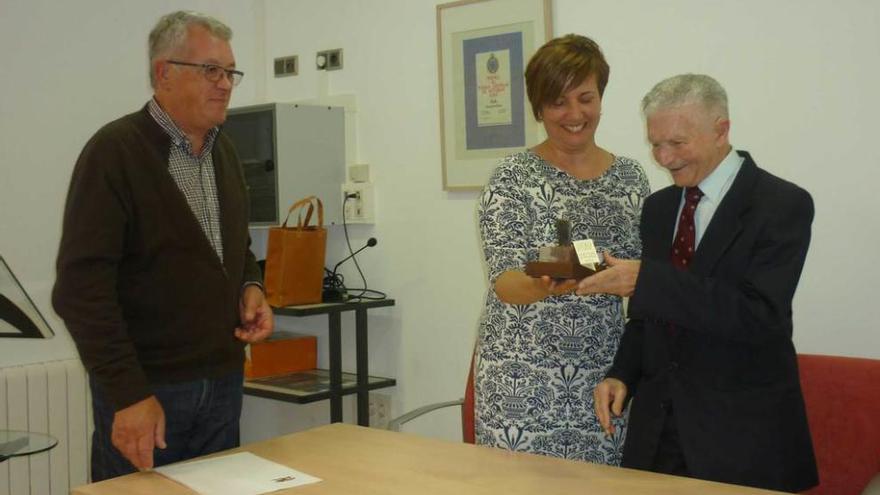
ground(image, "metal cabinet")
xmin=224 ymin=103 xmax=345 ymax=226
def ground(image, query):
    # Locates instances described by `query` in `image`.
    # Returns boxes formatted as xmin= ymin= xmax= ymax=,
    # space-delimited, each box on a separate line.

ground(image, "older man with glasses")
xmin=53 ymin=10 xmax=273 ymax=481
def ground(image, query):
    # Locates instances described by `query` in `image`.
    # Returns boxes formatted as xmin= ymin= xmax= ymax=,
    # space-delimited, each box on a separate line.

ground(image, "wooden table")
xmin=72 ymin=423 xmax=785 ymax=494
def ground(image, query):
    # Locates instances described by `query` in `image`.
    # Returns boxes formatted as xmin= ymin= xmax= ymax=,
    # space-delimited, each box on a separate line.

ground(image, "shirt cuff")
xmin=242 ymin=281 xmax=264 ymax=294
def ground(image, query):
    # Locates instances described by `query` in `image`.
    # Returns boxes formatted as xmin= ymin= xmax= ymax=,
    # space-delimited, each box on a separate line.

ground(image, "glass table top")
xmin=0 ymin=430 xmax=58 ymax=461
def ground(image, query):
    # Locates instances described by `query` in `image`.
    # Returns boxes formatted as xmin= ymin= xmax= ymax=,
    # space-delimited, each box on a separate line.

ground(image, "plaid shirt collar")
xmin=147 ymin=98 xmax=219 ymax=158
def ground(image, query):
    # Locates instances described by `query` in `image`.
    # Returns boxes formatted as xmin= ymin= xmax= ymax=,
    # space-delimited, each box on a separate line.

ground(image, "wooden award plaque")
xmin=525 ymin=246 xmax=604 ymax=280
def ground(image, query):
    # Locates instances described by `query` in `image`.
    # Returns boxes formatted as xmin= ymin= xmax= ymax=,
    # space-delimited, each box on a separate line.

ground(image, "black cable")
xmin=345 ymin=288 xmax=387 ymax=301
xmin=322 ymin=266 xmax=346 ymax=296
xmin=330 ymin=195 xmax=386 ymax=301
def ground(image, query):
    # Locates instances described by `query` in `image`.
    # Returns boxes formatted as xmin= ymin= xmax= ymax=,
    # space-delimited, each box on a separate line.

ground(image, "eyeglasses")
xmin=166 ymin=60 xmax=244 ymax=86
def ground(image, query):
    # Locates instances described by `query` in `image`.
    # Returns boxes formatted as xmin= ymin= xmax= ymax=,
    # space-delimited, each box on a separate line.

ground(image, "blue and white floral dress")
xmin=475 ymin=150 xmax=649 ymax=464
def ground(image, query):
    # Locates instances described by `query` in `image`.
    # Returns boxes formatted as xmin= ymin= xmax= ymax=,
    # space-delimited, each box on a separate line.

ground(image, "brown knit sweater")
xmin=53 ymin=105 xmax=261 ymax=410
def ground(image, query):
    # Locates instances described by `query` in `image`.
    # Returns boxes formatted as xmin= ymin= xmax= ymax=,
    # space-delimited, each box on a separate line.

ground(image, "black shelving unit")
xmin=243 ymin=298 xmax=395 ymax=426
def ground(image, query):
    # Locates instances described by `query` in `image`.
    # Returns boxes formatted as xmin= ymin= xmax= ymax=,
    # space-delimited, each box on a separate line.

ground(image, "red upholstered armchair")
xmin=798 ymin=354 xmax=880 ymax=495
xmin=392 ymin=352 xmax=880 ymax=495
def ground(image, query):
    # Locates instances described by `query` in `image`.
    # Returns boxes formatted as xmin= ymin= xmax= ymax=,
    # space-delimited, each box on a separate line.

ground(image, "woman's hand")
xmin=494 ymin=271 xmax=577 ymax=305
xmin=538 ymin=275 xmax=579 ymax=296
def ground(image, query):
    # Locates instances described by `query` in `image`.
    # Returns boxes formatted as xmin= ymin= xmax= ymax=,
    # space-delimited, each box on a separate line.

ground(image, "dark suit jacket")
xmin=607 ymin=151 xmax=818 ymax=492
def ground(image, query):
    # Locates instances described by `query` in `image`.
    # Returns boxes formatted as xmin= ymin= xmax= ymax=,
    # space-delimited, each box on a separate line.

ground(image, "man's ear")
xmin=154 ymin=60 xmax=170 ymax=87
xmin=715 ymin=117 xmax=731 ymax=143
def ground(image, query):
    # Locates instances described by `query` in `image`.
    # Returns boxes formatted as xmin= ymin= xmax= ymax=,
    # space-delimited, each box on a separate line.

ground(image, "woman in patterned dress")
xmin=475 ymin=34 xmax=649 ymax=464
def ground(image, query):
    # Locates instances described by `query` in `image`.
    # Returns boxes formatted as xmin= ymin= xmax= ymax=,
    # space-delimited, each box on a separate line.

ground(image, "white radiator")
xmin=0 ymin=359 xmax=91 ymax=495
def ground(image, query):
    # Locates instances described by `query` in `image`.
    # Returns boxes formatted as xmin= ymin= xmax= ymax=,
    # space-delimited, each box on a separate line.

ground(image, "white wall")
xmin=551 ymin=0 xmax=880 ymax=359
xmin=0 ymin=0 xmax=261 ymax=365
xmin=243 ymin=0 xmax=485 ymax=441
xmin=2 ymin=0 xmax=879 ymax=448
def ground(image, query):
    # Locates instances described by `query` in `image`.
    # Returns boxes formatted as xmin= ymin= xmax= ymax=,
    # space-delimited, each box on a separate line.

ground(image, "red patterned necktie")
xmin=670 ymin=187 xmax=704 ymax=269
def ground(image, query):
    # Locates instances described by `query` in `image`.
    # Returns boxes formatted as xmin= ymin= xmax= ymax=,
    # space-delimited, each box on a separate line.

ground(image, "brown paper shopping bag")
xmin=264 ymin=196 xmax=327 ymax=307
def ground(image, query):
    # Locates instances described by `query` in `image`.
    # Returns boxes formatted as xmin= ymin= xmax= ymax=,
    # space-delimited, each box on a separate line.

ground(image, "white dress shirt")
xmin=674 ymin=148 xmax=744 ymax=248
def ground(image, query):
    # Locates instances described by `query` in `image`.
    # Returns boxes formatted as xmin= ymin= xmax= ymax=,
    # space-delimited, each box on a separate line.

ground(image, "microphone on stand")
xmin=323 ymin=237 xmax=377 ymax=302
xmin=332 ymin=237 xmax=377 ymax=274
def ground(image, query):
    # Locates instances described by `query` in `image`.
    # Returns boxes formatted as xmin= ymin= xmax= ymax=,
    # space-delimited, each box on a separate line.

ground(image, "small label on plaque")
xmin=573 ymin=239 xmax=601 ymax=268
xmin=524 ymin=220 xmax=604 ymax=280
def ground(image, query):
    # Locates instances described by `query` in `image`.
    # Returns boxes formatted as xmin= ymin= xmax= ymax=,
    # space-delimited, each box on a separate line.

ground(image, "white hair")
xmin=148 ymin=11 xmax=232 ymax=88
xmin=642 ymin=73 xmax=729 ymax=120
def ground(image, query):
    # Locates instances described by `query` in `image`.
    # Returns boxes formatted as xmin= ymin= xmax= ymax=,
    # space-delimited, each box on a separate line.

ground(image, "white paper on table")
xmin=155 ymin=451 xmax=321 ymax=495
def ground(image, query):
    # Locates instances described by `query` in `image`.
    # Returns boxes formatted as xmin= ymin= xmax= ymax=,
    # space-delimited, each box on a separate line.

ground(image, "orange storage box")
xmin=244 ymin=332 xmax=317 ymax=379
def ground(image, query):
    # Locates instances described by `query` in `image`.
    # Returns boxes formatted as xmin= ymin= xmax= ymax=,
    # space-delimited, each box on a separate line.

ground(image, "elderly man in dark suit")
xmin=577 ymin=74 xmax=818 ymax=492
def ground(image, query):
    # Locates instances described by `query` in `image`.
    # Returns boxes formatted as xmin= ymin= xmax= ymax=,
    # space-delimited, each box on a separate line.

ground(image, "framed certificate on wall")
xmin=437 ymin=0 xmax=552 ymax=191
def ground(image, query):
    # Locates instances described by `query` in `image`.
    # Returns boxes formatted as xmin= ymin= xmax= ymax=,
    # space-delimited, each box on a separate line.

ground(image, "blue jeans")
xmin=89 ymin=372 xmax=243 ymax=481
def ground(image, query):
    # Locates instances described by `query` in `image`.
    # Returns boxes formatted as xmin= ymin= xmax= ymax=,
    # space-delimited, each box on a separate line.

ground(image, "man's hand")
xmin=576 ymin=252 xmax=640 ymax=297
xmin=111 ymin=395 xmax=166 ymax=470
xmin=594 ymin=378 xmax=628 ymax=436
xmin=235 ymin=284 xmax=274 ymax=343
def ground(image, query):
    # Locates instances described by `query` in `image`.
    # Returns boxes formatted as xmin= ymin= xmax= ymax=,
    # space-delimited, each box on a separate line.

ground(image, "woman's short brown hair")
xmin=525 ymin=34 xmax=610 ymax=120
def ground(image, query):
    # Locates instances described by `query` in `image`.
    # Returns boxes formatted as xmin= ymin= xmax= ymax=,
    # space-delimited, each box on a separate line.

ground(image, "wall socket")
xmin=273 ymin=55 xmax=298 ymax=77
xmin=368 ymin=392 xmax=392 ymax=429
xmin=341 ymin=182 xmax=374 ymax=223
xmin=316 ymin=49 xmax=343 ymax=71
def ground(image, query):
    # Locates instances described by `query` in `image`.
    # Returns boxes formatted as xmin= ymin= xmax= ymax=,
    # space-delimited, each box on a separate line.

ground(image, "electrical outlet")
xmin=273 ymin=55 xmax=298 ymax=77
xmin=341 ymin=182 xmax=374 ymax=223
xmin=343 ymin=191 xmax=362 ymax=220
xmin=368 ymin=393 xmax=392 ymax=428
xmin=316 ymin=49 xmax=343 ymax=71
